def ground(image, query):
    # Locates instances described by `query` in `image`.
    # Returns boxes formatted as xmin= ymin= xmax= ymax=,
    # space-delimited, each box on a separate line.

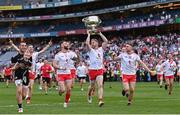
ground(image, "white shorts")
xmin=15 ymin=79 xmax=22 ymax=86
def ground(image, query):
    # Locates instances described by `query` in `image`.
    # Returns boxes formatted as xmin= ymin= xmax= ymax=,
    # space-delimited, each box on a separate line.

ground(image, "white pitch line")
xmin=0 ymin=98 xmax=180 ymax=108
xmin=0 ymin=103 xmax=63 ymax=108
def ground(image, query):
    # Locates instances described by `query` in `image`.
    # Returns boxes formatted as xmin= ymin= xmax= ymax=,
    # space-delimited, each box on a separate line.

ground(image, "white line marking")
xmin=0 ymin=98 xmax=180 ymax=108
xmin=0 ymin=103 xmax=63 ymax=108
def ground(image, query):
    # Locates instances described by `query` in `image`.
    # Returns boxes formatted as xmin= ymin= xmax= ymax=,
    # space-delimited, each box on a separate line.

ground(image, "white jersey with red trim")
xmin=118 ymin=52 xmax=141 ymax=75
xmin=88 ymin=47 xmax=104 ymax=70
xmin=68 ymin=51 xmax=77 ymax=69
xmin=77 ymin=65 xmax=87 ymax=77
xmin=32 ymin=52 xmax=39 ymax=72
xmin=162 ymin=60 xmax=176 ymax=76
xmin=54 ymin=52 xmax=71 ymax=74
xmin=156 ymin=64 xmax=163 ymax=75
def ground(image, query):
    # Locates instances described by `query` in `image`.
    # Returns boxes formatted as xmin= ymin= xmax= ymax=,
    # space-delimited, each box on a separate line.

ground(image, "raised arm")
xmin=9 ymin=39 xmax=20 ymax=53
xmin=85 ymin=30 xmax=92 ymax=51
xmin=74 ymin=52 xmax=81 ymax=65
xmin=98 ymin=32 xmax=108 ymax=50
xmin=38 ymin=40 xmax=52 ymax=54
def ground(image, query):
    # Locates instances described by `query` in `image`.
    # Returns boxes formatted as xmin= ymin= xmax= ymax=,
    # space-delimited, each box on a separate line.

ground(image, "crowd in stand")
xmin=46 ymin=33 xmax=180 ymax=82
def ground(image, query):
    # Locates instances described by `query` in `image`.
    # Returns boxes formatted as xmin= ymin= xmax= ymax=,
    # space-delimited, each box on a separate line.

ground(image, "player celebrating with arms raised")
xmin=112 ymin=43 xmax=155 ymax=106
xmin=86 ymin=30 xmax=108 ymax=107
xmin=11 ymin=45 xmax=32 ymax=113
xmin=10 ymin=39 xmax=52 ymax=104
xmin=25 ymin=41 xmax=52 ymax=103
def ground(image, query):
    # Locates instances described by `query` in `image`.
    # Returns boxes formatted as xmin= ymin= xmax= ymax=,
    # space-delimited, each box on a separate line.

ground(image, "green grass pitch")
xmin=0 ymin=82 xmax=180 ymax=114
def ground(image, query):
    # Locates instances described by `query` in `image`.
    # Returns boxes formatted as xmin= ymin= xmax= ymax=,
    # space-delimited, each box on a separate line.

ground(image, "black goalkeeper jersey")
xmin=11 ymin=53 xmax=32 ymax=86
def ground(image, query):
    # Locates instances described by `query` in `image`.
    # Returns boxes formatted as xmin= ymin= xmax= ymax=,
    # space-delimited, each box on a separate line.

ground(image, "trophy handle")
xmin=99 ymin=19 xmax=102 ymax=24
xmin=82 ymin=17 xmax=87 ymax=22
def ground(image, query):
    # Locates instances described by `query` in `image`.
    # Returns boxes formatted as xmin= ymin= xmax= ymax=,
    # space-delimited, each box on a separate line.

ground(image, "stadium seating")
xmin=0 ymin=0 xmax=91 ymax=6
xmin=0 ymin=10 xmax=179 ymax=34
xmin=0 ymin=51 xmax=16 ymax=65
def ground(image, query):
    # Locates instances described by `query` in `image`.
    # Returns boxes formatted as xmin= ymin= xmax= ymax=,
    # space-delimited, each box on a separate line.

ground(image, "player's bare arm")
xmin=98 ymin=32 xmax=108 ymax=50
xmin=138 ymin=60 xmax=156 ymax=76
xmin=85 ymin=30 xmax=92 ymax=51
xmin=38 ymin=40 xmax=52 ymax=54
xmin=74 ymin=52 xmax=81 ymax=65
xmin=9 ymin=39 xmax=21 ymax=53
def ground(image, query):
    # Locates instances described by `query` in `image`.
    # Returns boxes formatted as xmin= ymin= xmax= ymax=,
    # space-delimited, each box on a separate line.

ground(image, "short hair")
xmin=28 ymin=45 xmax=33 ymax=47
xmin=91 ymin=39 xmax=98 ymax=43
xmin=60 ymin=40 xmax=69 ymax=45
xmin=125 ymin=42 xmax=133 ymax=46
xmin=20 ymin=42 xmax=26 ymax=45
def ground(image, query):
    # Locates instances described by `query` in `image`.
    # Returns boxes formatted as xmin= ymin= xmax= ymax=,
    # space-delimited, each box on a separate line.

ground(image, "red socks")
xmin=65 ymin=91 xmax=71 ymax=103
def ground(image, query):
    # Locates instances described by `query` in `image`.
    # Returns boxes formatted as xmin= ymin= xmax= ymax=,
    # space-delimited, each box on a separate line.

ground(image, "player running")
xmin=53 ymin=41 xmax=75 ymax=108
xmin=155 ymin=59 xmax=164 ymax=88
xmin=161 ymin=54 xmax=177 ymax=95
xmin=112 ymin=43 xmax=155 ymax=106
xmin=40 ymin=59 xmax=53 ymax=95
xmin=10 ymin=39 xmax=52 ymax=104
xmin=77 ymin=62 xmax=88 ymax=91
xmin=3 ymin=64 xmax=12 ymax=88
xmin=86 ymin=30 xmax=108 ymax=107
xmin=26 ymin=41 xmax=52 ymax=103
xmin=10 ymin=41 xmax=31 ymax=113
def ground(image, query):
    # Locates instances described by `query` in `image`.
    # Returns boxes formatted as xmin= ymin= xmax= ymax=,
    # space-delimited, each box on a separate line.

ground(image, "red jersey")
xmin=4 ymin=67 xmax=12 ymax=76
xmin=40 ymin=64 xmax=52 ymax=78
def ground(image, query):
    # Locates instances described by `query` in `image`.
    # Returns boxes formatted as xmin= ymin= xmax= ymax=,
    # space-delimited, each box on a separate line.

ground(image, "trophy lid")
xmin=82 ymin=16 xmax=101 ymax=24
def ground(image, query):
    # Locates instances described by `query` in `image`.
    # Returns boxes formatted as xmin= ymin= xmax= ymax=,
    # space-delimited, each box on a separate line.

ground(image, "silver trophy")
xmin=82 ymin=16 xmax=102 ymax=35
